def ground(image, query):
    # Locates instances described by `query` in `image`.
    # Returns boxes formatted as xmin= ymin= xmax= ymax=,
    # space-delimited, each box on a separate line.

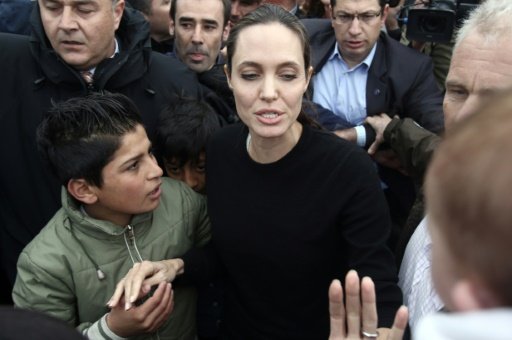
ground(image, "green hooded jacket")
xmin=13 ymin=178 xmax=210 ymax=339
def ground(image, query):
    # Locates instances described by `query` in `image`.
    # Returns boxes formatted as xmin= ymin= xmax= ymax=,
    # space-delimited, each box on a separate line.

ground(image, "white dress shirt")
xmin=398 ymin=216 xmax=444 ymax=329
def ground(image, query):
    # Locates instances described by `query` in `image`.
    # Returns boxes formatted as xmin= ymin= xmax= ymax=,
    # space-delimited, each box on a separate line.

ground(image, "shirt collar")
xmin=89 ymin=38 xmax=119 ymax=75
xmin=328 ymin=41 xmax=378 ymax=70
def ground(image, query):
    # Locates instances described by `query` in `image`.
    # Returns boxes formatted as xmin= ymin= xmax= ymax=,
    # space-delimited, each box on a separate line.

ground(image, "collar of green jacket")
xmin=61 ymin=187 xmax=153 ymax=238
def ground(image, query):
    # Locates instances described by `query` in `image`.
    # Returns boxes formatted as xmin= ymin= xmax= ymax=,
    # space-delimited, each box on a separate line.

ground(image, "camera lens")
xmin=419 ymin=16 xmax=448 ymax=34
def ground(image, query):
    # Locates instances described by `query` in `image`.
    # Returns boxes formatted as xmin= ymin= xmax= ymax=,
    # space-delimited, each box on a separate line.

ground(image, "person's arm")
xmin=303 ymin=100 xmax=354 ymax=131
xmin=303 ymin=101 xmax=378 ymax=148
xmin=86 ymin=281 xmax=173 ymax=338
xmin=365 ymin=115 xmax=442 ymax=181
xmin=13 ymin=252 xmax=174 ymax=339
xmin=383 ymin=117 xmax=442 ymax=180
xmin=184 ymin=187 xmax=211 ymax=247
xmin=13 ymin=251 xmax=78 ymax=326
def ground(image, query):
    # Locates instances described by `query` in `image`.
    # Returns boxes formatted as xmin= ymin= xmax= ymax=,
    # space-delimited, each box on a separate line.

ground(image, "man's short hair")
xmin=126 ymin=0 xmax=151 ymax=15
xmin=170 ymin=0 xmax=231 ymax=28
xmin=456 ymin=0 xmax=512 ymax=48
xmin=426 ymin=87 xmax=512 ymax=306
xmin=155 ymin=96 xmax=221 ymax=166
xmin=37 ymin=93 xmax=142 ymax=187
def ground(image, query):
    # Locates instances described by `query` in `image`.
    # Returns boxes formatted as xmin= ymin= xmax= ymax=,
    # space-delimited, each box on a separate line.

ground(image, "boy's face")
xmin=164 ymin=151 xmax=206 ymax=194
xmin=86 ymin=124 xmax=164 ymax=226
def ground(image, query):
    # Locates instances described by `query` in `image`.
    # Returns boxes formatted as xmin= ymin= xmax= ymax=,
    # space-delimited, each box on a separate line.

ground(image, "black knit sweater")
xmin=204 ymin=123 xmax=402 ymax=339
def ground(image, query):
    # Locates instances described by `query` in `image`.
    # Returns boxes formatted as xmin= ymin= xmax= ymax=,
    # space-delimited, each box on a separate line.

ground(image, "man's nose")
xmin=58 ymin=7 xmax=79 ymax=31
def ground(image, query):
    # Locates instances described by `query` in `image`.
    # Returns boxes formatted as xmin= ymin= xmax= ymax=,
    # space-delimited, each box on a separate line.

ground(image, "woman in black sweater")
xmin=110 ymin=5 xmax=405 ymax=339
xmin=205 ymin=5 xmax=402 ymax=339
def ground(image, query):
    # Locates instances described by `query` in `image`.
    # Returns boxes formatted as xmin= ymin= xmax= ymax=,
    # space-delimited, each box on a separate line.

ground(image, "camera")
xmin=405 ymin=0 xmax=480 ymax=43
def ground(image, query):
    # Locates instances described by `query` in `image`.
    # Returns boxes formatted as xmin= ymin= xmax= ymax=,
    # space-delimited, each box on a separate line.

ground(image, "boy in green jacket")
xmin=12 ymin=93 xmax=210 ymax=340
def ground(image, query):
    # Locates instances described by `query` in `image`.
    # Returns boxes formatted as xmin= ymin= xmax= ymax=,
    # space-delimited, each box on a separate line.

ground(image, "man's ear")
xmin=113 ymin=0 xmax=126 ymax=31
xmin=381 ymin=4 xmax=390 ymax=24
xmin=224 ymin=64 xmax=233 ymax=89
xmin=222 ymin=24 xmax=230 ymax=43
xmin=451 ymin=279 xmax=501 ymax=312
xmin=169 ymin=20 xmax=175 ymax=37
xmin=67 ymin=179 xmax=98 ymax=205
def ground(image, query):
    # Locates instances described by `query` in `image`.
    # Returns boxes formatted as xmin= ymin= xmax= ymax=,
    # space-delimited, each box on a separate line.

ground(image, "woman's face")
xmin=226 ymin=22 xmax=312 ymax=140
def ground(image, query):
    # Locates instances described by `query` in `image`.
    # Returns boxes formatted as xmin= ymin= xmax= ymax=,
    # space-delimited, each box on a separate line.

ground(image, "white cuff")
xmin=355 ymin=125 xmax=366 ymax=147
xmin=82 ymin=313 xmax=129 ymax=340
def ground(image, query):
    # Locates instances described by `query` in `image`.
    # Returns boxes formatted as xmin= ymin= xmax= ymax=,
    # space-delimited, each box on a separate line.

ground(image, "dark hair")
xmin=37 ymin=93 xmax=142 ymax=187
xmin=302 ymin=0 xmax=328 ymax=18
xmin=126 ymin=0 xmax=151 ymax=15
xmin=225 ymin=4 xmax=321 ymax=128
xmin=329 ymin=0 xmax=386 ymax=10
xmin=156 ymin=96 xmax=221 ymax=167
xmin=170 ymin=0 xmax=231 ymax=28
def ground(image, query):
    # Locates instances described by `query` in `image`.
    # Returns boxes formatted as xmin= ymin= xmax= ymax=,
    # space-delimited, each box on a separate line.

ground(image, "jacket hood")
xmin=28 ymin=4 xmax=152 ymax=89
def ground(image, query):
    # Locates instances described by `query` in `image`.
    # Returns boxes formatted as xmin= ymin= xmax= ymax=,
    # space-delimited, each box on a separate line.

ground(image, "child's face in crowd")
xmin=164 ymin=151 xmax=206 ymax=194
xmin=85 ymin=124 xmax=163 ymax=226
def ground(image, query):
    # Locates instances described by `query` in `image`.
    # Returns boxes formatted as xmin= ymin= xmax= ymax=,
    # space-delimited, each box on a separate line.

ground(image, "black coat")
xmin=0 ymin=5 xmax=202 ymax=287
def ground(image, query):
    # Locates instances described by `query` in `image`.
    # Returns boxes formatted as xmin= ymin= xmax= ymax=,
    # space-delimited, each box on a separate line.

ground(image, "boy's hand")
xmin=328 ymin=270 xmax=408 ymax=340
xmin=108 ymin=259 xmax=184 ymax=310
xmin=107 ymin=281 xmax=174 ymax=337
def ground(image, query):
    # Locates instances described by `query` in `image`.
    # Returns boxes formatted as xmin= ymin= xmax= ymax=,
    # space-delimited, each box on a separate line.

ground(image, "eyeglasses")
xmin=333 ymin=11 xmax=382 ymax=25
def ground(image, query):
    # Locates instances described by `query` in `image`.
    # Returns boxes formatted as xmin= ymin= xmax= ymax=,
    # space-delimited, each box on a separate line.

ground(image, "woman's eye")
xmin=280 ymin=74 xmax=298 ymax=81
xmin=241 ymin=73 xmax=259 ymax=80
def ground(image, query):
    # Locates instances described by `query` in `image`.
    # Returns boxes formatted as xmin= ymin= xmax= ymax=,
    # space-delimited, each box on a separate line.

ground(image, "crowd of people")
xmin=1 ymin=0 xmax=512 ymax=339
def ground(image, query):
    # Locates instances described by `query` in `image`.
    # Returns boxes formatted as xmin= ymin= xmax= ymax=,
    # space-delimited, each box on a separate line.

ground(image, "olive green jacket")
xmin=13 ymin=178 xmax=210 ymax=340
xmin=384 ymin=117 xmax=442 ymax=182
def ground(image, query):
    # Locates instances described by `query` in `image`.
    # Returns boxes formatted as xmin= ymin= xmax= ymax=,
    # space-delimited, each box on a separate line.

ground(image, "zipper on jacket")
xmin=124 ymin=225 xmax=144 ymax=264
xmin=122 ymin=224 xmax=162 ymax=340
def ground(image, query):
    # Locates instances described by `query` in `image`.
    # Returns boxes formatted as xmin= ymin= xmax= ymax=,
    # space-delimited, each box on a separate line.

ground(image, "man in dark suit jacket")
xmin=302 ymin=0 xmax=444 ymax=248
xmin=303 ymin=19 xmax=444 ymax=142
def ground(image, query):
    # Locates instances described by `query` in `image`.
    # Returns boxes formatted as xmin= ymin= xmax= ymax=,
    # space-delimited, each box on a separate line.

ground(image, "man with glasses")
xmin=303 ymin=0 xmax=444 ymax=250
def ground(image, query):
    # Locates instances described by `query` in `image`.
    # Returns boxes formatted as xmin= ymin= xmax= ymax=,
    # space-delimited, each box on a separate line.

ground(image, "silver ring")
xmin=361 ymin=330 xmax=379 ymax=338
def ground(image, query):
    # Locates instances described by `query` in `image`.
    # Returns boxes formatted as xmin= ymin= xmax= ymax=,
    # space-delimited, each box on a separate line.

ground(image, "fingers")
xmin=368 ymin=141 xmax=379 ymax=155
xmin=387 ymin=306 xmax=408 ymax=340
xmin=141 ymin=261 xmax=170 ymax=287
xmin=361 ymin=276 xmax=378 ymax=339
xmin=328 ymin=279 xmax=346 ymax=339
xmin=139 ymin=282 xmax=173 ymax=333
xmin=150 ymin=284 xmax=174 ymax=331
xmin=124 ymin=261 xmax=158 ymax=309
xmin=108 ymin=277 xmax=126 ymax=308
xmin=344 ymin=270 xmax=361 ymax=337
